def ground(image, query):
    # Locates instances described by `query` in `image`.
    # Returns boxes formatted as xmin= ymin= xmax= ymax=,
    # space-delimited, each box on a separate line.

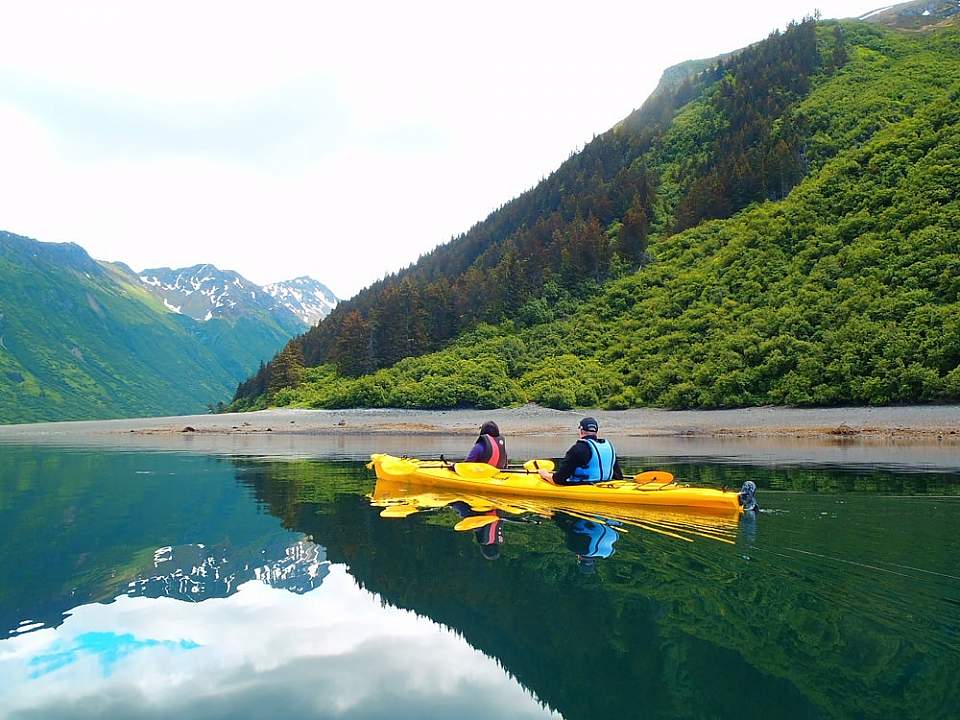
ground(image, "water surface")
xmin=1 ymin=443 xmax=958 ymax=719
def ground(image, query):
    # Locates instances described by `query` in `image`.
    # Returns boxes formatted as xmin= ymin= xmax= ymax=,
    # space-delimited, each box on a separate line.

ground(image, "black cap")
xmin=579 ymin=417 xmax=599 ymax=433
xmin=480 ymin=421 xmax=500 ymax=437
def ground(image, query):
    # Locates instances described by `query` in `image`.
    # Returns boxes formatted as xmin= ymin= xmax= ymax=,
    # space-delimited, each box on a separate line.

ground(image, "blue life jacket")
xmin=571 ymin=438 xmax=616 ymax=483
xmin=570 ymin=519 xmax=619 ymax=558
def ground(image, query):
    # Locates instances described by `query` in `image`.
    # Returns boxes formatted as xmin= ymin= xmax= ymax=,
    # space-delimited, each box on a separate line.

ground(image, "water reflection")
xmin=369 ymin=476 xmax=742 ymax=553
xmin=128 ymin=538 xmax=329 ymax=600
xmin=554 ymin=515 xmax=620 ymax=574
xmin=2 ymin=565 xmax=560 ymax=720
xmin=1 ymin=447 xmax=958 ymax=719
xmin=447 ymin=501 xmax=508 ymax=560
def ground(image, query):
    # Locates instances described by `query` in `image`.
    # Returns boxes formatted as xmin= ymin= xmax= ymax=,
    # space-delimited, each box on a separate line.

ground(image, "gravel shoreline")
xmin=3 ymin=405 xmax=958 ymax=471
xmin=1 ymin=404 xmax=957 ymax=440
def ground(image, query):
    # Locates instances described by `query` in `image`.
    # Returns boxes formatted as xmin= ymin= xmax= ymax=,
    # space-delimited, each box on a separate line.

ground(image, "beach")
xmin=1 ymin=404 xmax=957 ymax=439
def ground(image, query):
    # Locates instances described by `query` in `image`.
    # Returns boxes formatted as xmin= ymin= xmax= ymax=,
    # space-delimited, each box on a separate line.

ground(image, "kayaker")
xmin=465 ymin=420 xmax=509 ymax=469
xmin=538 ymin=417 xmax=622 ymax=485
xmin=449 ymin=500 xmax=504 ymax=560
xmin=475 ymin=516 xmax=504 ymax=560
xmin=554 ymin=512 xmax=620 ymax=574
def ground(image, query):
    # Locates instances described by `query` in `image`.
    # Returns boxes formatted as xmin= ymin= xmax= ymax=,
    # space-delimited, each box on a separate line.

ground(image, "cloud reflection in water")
xmin=1 ymin=565 xmax=559 ymax=719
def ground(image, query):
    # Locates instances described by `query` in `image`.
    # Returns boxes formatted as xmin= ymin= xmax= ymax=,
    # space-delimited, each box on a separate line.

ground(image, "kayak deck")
xmin=368 ymin=453 xmax=744 ymax=512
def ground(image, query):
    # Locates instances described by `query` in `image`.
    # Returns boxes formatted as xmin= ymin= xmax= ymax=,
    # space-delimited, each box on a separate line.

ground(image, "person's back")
xmin=539 ymin=417 xmax=622 ymax=485
xmin=556 ymin=514 xmax=619 ymax=558
xmin=465 ymin=420 xmax=508 ymax=469
xmin=569 ymin=435 xmax=617 ymax=484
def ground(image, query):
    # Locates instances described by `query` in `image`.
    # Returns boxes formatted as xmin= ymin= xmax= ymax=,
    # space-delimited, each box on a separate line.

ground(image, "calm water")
xmin=1 ymin=444 xmax=958 ymax=719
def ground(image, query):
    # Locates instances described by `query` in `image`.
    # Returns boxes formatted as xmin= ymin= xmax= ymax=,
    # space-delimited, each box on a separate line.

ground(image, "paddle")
xmin=454 ymin=515 xmax=500 ymax=531
xmin=379 ymin=504 xmax=420 ymax=518
xmin=634 ymin=470 xmax=675 ymax=487
xmin=452 ymin=462 xmax=502 ymax=479
xmin=522 ymin=459 xmax=556 ymax=472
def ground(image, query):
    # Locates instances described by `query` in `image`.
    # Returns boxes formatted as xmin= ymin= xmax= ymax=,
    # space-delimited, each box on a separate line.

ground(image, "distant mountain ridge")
xmin=859 ymin=0 xmax=960 ymax=28
xmin=263 ymin=277 xmax=338 ymax=327
xmin=126 ymin=265 xmax=336 ymax=330
xmin=0 ymin=230 xmax=335 ymax=423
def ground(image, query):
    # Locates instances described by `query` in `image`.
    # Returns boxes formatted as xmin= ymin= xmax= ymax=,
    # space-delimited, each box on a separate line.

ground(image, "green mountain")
xmin=0 ymin=231 xmax=304 ymax=423
xmin=235 ymin=12 xmax=960 ymax=411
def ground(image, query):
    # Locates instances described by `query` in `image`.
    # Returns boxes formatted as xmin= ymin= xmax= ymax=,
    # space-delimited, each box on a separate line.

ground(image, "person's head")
xmin=578 ymin=417 xmax=599 ymax=438
xmin=480 ymin=420 xmax=500 ymax=437
xmin=480 ymin=543 xmax=501 ymax=560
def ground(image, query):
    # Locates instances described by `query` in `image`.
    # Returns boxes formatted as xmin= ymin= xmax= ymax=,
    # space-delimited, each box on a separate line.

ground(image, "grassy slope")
xmin=0 ymin=230 xmax=313 ymax=423
xmin=249 ymin=21 xmax=960 ymax=411
xmin=0 ymin=236 xmax=239 ymax=422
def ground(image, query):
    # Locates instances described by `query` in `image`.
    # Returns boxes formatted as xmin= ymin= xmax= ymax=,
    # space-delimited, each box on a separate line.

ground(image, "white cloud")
xmin=0 ymin=565 xmax=560 ymax=718
xmin=0 ymin=1 xmax=883 ymax=298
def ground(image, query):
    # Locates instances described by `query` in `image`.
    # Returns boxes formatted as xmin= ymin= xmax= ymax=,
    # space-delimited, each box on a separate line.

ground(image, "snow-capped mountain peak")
xmin=137 ymin=264 xmax=246 ymax=321
xmin=262 ymin=276 xmax=338 ymax=327
xmin=131 ymin=264 xmax=335 ymax=330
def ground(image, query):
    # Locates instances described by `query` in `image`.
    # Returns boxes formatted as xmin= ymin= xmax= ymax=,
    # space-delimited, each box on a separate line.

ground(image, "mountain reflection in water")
xmin=129 ymin=538 xmax=328 ymax=601
xmin=0 ymin=447 xmax=957 ymax=719
xmin=4 ymin=566 xmax=559 ymax=720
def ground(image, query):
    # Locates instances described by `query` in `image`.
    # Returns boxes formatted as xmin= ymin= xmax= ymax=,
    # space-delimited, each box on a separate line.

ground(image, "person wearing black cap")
xmin=554 ymin=512 xmax=621 ymax=574
xmin=465 ymin=420 xmax=509 ymax=469
xmin=538 ymin=417 xmax=622 ymax=485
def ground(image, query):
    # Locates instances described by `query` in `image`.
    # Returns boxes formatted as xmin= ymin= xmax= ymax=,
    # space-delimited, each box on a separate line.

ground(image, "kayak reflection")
xmin=370 ymin=477 xmax=743 ymax=563
xmin=445 ymin=499 xmax=624 ymax=571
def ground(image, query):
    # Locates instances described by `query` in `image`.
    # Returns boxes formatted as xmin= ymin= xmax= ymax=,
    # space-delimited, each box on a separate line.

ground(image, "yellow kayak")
xmin=368 ymin=453 xmax=748 ymax=513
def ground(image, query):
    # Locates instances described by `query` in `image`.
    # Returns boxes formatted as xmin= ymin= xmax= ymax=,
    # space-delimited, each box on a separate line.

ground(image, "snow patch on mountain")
xmin=137 ymin=264 xmax=291 ymax=326
xmin=860 ymin=4 xmax=894 ymax=18
xmin=134 ymin=263 xmax=334 ymax=331
xmin=263 ymin=276 xmax=338 ymax=326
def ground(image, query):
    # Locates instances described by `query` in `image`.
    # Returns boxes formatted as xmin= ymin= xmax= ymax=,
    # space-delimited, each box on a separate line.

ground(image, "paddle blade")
xmin=522 ymin=459 xmax=555 ymax=472
xmin=634 ymin=470 xmax=674 ymax=484
xmin=453 ymin=462 xmax=501 ymax=479
xmin=380 ymin=504 xmax=420 ymax=518
xmin=454 ymin=515 xmax=500 ymax=531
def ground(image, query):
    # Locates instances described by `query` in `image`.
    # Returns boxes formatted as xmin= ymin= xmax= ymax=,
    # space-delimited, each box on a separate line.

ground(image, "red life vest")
xmin=481 ymin=434 xmax=508 ymax=469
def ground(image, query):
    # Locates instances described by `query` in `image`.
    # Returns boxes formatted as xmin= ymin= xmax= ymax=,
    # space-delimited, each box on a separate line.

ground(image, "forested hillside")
xmin=235 ymin=16 xmax=960 ymax=411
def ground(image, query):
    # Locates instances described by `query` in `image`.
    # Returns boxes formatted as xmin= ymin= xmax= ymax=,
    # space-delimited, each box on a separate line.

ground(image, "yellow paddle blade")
xmin=453 ymin=462 xmax=501 ymax=479
xmin=522 ymin=459 xmax=555 ymax=472
xmin=634 ymin=471 xmax=674 ymax=485
xmin=454 ymin=515 xmax=500 ymax=531
xmin=464 ymin=502 xmax=496 ymax=512
xmin=379 ymin=504 xmax=420 ymax=518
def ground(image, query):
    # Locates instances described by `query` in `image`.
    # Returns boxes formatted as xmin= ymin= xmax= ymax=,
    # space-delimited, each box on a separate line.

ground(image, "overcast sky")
xmin=0 ymin=1 xmax=883 ymax=299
